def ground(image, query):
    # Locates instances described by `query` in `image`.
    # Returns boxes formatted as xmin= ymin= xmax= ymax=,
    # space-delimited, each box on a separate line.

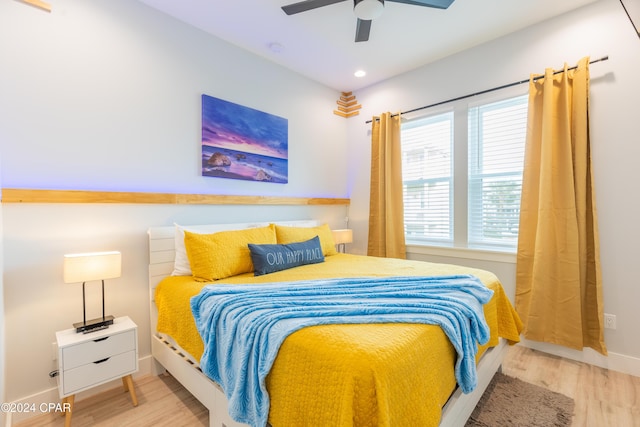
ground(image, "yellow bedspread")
xmin=155 ymin=254 xmax=522 ymax=427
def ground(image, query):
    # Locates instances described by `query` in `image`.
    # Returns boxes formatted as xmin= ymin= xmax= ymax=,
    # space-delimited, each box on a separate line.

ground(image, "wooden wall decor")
xmin=19 ymin=0 xmax=51 ymax=12
xmin=1 ymin=188 xmax=350 ymax=206
xmin=333 ymin=92 xmax=361 ymax=118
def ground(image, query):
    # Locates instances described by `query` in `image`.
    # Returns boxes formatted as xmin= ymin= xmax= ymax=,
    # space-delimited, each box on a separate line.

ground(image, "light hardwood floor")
xmin=13 ymin=372 xmax=208 ymax=427
xmin=14 ymin=345 xmax=640 ymax=427
xmin=502 ymin=346 xmax=640 ymax=427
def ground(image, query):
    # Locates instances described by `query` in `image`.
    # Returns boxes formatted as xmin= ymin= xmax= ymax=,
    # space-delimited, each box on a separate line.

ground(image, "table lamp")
xmin=332 ymin=229 xmax=353 ymax=253
xmin=63 ymin=251 xmax=121 ymax=333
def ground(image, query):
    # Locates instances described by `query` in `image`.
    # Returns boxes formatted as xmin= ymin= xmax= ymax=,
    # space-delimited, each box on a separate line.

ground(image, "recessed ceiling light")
xmin=268 ymin=42 xmax=284 ymax=53
xmin=354 ymin=70 xmax=367 ymax=78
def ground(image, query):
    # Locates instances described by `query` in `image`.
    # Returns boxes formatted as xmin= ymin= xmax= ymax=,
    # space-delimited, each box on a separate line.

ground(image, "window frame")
xmin=401 ymin=87 xmax=528 ymax=256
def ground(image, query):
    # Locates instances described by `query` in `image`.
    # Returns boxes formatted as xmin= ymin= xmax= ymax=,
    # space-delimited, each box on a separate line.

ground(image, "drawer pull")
xmin=93 ymin=337 xmax=109 ymax=343
xmin=93 ymin=357 xmax=110 ymax=364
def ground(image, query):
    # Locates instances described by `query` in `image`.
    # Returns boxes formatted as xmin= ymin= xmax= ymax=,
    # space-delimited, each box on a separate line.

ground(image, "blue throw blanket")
xmin=191 ymin=275 xmax=493 ymax=427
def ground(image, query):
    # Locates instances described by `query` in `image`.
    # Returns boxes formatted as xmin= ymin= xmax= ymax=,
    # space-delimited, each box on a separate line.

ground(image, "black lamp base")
xmin=74 ymin=315 xmax=114 ymax=334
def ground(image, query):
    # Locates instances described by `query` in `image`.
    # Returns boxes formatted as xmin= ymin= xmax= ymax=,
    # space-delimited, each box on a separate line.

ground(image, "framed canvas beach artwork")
xmin=201 ymin=94 xmax=288 ymax=183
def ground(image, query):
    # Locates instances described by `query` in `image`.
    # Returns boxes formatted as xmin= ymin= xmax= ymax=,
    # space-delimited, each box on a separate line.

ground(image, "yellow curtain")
xmin=367 ymin=112 xmax=406 ymax=259
xmin=515 ymin=57 xmax=606 ymax=355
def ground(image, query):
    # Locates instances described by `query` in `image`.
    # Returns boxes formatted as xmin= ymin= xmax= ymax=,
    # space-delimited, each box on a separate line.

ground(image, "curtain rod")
xmin=365 ymin=55 xmax=609 ymax=124
xmin=619 ymin=0 xmax=640 ymax=40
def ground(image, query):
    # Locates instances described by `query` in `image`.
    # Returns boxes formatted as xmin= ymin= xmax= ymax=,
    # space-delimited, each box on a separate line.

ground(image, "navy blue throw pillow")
xmin=248 ymin=235 xmax=325 ymax=276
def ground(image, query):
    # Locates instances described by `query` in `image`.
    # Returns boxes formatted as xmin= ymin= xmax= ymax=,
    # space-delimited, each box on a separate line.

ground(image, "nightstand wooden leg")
xmin=122 ymin=375 xmax=138 ymax=407
xmin=62 ymin=395 xmax=74 ymax=427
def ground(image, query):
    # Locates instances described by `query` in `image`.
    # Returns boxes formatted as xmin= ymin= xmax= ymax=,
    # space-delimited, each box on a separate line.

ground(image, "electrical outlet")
xmin=52 ymin=342 xmax=58 ymax=361
xmin=604 ymin=313 xmax=616 ymax=330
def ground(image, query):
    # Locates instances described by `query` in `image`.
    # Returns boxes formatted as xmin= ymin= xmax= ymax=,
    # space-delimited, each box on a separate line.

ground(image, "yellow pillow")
xmin=184 ymin=224 xmax=276 ymax=281
xmin=274 ymin=223 xmax=337 ymax=256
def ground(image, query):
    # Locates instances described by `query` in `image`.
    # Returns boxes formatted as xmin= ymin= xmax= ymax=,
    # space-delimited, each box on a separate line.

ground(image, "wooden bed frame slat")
xmin=149 ymin=262 xmax=173 ymax=277
xmin=150 ymin=237 xmax=176 ymax=251
xmin=150 ymin=251 xmax=175 ymax=266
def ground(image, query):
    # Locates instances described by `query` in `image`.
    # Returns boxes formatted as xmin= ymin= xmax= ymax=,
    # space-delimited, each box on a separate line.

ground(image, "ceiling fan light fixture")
xmin=353 ymin=0 xmax=384 ymax=21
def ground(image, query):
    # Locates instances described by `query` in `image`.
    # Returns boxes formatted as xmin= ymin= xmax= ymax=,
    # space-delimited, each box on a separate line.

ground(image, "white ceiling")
xmin=137 ymin=0 xmax=599 ymax=92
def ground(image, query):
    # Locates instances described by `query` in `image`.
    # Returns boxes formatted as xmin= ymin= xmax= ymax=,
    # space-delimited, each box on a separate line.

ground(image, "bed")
xmin=148 ymin=220 xmax=522 ymax=427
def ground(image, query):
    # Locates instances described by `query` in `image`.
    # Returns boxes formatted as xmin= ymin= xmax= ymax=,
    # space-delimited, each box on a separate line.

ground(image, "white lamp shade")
xmin=63 ymin=251 xmax=121 ymax=283
xmin=332 ymin=229 xmax=353 ymax=245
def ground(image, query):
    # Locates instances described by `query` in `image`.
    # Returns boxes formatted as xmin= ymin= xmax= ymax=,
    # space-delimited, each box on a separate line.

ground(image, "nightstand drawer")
xmin=62 ymin=330 xmax=135 ymax=370
xmin=61 ymin=350 xmax=137 ymax=395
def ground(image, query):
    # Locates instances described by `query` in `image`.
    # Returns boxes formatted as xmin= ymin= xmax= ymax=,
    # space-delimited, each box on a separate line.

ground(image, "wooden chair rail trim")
xmin=1 ymin=188 xmax=350 ymax=206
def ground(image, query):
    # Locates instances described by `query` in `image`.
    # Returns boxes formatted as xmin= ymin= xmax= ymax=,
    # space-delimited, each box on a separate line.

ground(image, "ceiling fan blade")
xmin=355 ymin=19 xmax=372 ymax=42
xmin=282 ymin=0 xmax=347 ymax=15
xmin=386 ymin=0 xmax=454 ymax=9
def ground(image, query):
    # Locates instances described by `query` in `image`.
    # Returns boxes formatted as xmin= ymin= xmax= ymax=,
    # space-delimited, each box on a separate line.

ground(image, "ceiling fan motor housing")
xmin=354 ymin=0 xmax=384 ymax=20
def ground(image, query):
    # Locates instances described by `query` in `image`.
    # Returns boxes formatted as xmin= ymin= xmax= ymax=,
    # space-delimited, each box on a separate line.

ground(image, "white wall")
xmin=1 ymin=188 xmax=5 ymax=427
xmin=349 ymin=0 xmax=640 ymax=375
xmin=0 ymin=0 xmax=349 ymax=411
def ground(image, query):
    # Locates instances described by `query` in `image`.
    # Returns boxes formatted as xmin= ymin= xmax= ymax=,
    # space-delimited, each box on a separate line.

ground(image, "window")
xmin=402 ymin=113 xmax=453 ymax=243
xmin=401 ymin=94 xmax=528 ymax=251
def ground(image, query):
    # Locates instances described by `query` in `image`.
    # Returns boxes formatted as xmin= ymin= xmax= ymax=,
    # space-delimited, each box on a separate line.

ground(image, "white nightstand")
xmin=56 ymin=316 xmax=139 ymax=427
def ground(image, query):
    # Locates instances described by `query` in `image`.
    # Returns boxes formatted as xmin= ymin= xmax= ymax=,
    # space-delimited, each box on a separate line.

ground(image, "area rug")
xmin=465 ymin=372 xmax=575 ymax=427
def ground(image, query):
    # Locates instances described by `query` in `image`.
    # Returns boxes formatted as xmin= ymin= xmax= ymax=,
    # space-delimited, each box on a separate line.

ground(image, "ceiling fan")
xmin=281 ymin=0 xmax=455 ymax=42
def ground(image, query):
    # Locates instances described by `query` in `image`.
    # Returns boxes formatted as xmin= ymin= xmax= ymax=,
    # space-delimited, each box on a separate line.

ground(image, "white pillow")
xmin=172 ymin=224 xmax=193 ymax=276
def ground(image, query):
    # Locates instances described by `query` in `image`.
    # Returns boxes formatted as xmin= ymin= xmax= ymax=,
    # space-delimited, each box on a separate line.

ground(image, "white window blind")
xmin=400 ymin=94 xmax=527 ymax=251
xmin=401 ymin=112 xmax=453 ymax=243
xmin=468 ymin=95 xmax=527 ymax=249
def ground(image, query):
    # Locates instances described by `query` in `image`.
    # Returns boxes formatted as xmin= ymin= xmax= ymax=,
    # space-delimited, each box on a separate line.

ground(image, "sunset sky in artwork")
xmin=201 ymin=95 xmax=288 ymax=159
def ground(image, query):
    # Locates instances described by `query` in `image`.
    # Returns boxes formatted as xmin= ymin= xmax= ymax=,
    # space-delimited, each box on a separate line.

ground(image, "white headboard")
xmin=147 ymin=220 xmax=319 ymax=334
